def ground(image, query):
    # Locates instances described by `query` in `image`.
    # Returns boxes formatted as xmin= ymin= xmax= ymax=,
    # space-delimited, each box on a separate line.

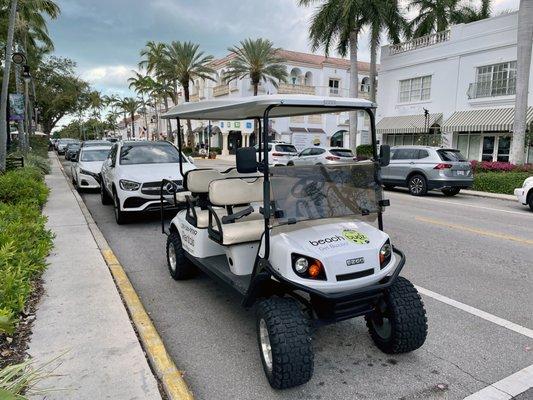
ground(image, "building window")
xmin=472 ymin=61 xmax=516 ymax=98
xmin=361 ymin=77 xmax=370 ymax=93
xmin=329 ymin=79 xmax=340 ymax=95
xmin=398 ymin=75 xmax=431 ymax=103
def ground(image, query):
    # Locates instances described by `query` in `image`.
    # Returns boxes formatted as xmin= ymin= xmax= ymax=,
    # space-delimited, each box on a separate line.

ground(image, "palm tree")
xmin=115 ymin=97 xmax=141 ymax=139
xmin=299 ymin=0 xmax=366 ymax=151
xmin=88 ymin=90 xmax=103 ymax=137
xmin=510 ymin=0 xmax=533 ymax=165
xmin=365 ymin=0 xmax=407 ymax=102
xmin=128 ymin=72 xmax=155 ymax=139
xmin=163 ymin=41 xmax=215 ymax=145
xmin=223 ymin=38 xmax=288 ymax=96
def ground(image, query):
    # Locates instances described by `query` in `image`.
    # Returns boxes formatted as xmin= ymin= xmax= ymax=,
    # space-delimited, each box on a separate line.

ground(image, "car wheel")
xmin=113 ymin=190 xmax=129 ymax=224
xmin=528 ymin=191 xmax=533 ymax=212
xmin=166 ymin=232 xmax=196 ymax=280
xmin=256 ymin=297 xmax=313 ymax=389
xmin=442 ymin=187 xmax=461 ymax=196
xmin=365 ymin=277 xmax=427 ymax=354
xmin=287 ymin=162 xmax=294 ymax=166
xmin=100 ymin=181 xmax=113 ymax=205
xmin=408 ymin=174 xmax=427 ymax=196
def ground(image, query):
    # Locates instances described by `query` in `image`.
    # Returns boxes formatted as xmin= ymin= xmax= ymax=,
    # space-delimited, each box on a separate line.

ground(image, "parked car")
xmin=381 ymin=146 xmax=473 ymax=196
xmin=254 ymin=142 xmax=298 ymax=166
xmin=100 ymin=140 xmax=196 ymax=224
xmin=64 ymin=142 xmax=81 ymax=160
xmin=81 ymin=140 xmax=113 ymax=148
xmin=70 ymin=145 xmax=111 ymax=190
xmin=288 ymin=146 xmax=355 ymax=166
xmin=56 ymin=138 xmax=77 ymax=154
xmin=514 ymin=176 xmax=533 ymax=211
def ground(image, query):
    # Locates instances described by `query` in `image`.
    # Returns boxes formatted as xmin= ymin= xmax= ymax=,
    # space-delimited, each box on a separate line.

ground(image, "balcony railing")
xmin=277 ymin=83 xmax=316 ymax=95
xmin=213 ymin=84 xmax=230 ymax=97
xmin=389 ymin=30 xmax=450 ymax=55
xmin=467 ymin=79 xmax=516 ymax=99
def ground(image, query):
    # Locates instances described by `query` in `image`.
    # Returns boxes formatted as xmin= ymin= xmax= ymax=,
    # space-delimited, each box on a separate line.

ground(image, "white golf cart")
xmin=160 ymin=95 xmax=427 ymax=389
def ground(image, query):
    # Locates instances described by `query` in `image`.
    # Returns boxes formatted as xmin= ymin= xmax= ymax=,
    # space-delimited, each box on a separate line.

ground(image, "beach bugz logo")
xmin=342 ymin=229 xmax=370 ymax=244
xmin=309 ymin=235 xmax=345 ymax=247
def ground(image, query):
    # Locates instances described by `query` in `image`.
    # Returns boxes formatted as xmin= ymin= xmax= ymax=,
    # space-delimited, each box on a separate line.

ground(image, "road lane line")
xmin=388 ymin=192 xmax=531 ymax=216
xmin=415 ymin=216 xmax=533 ymax=245
xmin=415 ymin=286 xmax=533 ymax=339
xmin=463 ymin=364 xmax=533 ymax=400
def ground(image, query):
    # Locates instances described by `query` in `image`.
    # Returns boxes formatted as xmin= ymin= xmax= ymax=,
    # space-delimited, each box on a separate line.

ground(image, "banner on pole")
xmin=9 ymin=93 xmax=24 ymax=121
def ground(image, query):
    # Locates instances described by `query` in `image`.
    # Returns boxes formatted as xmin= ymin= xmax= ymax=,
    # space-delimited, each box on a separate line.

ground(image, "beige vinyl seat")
xmin=208 ymin=176 xmax=264 ymax=245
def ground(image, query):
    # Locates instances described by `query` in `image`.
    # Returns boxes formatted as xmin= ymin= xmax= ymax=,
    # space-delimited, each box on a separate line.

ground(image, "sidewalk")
xmin=27 ymin=155 xmax=161 ymax=399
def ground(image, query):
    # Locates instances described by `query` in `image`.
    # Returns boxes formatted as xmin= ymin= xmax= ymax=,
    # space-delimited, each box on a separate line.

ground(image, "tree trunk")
xmin=15 ymin=64 xmax=26 ymax=153
xmin=131 ymin=112 xmax=136 ymax=138
xmin=369 ymin=33 xmax=378 ymax=103
xmin=510 ymin=0 xmax=533 ymax=165
xmin=348 ymin=30 xmax=359 ymax=153
xmin=0 ymin=0 xmax=17 ymax=172
xmin=183 ymin=84 xmax=194 ymax=147
xmin=163 ymin=96 xmax=173 ymax=142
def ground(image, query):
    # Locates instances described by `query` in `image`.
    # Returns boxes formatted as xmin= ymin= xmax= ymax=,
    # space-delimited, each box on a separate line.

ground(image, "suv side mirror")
xmin=379 ymin=145 xmax=390 ymax=167
xmin=236 ymin=147 xmax=258 ymax=173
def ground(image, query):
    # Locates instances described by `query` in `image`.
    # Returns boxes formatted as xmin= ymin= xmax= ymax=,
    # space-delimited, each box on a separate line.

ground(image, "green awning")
xmin=442 ymin=107 xmax=533 ymax=133
xmin=376 ymin=113 xmax=442 ymax=134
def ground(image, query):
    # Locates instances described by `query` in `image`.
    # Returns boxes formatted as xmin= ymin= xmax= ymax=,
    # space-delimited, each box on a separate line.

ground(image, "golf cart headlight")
xmin=294 ymin=258 xmax=308 ymax=273
xmin=119 ymin=179 xmax=140 ymax=191
xmin=379 ymin=240 xmax=392 ymax=268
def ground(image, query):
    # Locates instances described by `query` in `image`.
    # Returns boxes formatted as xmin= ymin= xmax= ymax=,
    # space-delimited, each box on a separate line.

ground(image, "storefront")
xmin=377 ymin=113 xmax=443 ymax=146
xmin=443 ymin=107 xmax=533 ymax=162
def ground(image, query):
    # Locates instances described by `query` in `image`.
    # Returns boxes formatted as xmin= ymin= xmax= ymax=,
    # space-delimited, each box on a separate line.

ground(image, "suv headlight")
xmin=119 ymin=179 xmax=140 ymax=191
xmin=379 ymin=240 xmax=392 ymax=269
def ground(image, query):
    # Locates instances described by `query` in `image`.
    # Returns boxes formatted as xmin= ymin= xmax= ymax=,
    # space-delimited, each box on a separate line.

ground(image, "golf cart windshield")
xmin=269 ymin=162 xmax=381 ymax=226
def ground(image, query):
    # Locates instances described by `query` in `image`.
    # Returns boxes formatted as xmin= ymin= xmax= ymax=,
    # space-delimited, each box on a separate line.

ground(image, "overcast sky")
xmin=48 ymin=0 xmax=519 ymax=100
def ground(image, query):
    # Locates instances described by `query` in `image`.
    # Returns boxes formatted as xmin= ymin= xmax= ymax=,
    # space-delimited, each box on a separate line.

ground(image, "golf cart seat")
xmin=207 ymin=176 xmax=264 ymax=245
xmin=184 ymin=168 xmax=261 ymax=228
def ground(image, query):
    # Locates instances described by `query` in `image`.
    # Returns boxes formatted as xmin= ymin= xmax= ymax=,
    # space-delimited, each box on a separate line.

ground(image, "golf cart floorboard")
xmin=186 ymin=254 xmax=251 ymax=295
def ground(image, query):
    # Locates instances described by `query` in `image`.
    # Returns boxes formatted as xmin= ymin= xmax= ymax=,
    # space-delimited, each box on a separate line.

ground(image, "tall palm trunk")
xmin=131 ymin=113 xmax=136 ymax=138
xmin=0 ymin=0 xmax=17 ymax=172
xmin=183 ymin=84 xmax=194 ymax=147
xmin=510 ymin=0 xmax=533 ymax=165
xmin=348 ymin=30 xmax=359 ymax=153
xmin=163 ymin=96 xmax=173 ymax=142
xmin=369 ymin=36 xmax=378 ymax=103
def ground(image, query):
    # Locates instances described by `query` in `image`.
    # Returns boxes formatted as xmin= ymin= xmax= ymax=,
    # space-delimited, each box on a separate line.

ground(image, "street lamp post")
xmin=22 ymin=65 xmax=31 ymax=141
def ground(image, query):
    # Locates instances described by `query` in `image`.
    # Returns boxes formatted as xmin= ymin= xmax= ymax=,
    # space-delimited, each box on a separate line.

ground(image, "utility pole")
xmin=0 ymin=0 xmax=18 ymax=172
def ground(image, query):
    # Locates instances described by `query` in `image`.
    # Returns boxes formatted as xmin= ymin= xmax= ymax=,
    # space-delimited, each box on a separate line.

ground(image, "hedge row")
xmin=0 ymin=167 xmax=53 ymax=335
xmin=473 ymin=172 xmax=530 ymax=195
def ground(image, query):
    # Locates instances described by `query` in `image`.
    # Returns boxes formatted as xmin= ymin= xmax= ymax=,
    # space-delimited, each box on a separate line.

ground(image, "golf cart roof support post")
xmin=261 ymin=105 xmax=277 ymax=260
xmin=365 ymin=108 xmax=384 ymax=232
xmin=255 ymin=117 xmax=262 ymax=162
xmin=176 ymin=117 xmax=184 ymax=177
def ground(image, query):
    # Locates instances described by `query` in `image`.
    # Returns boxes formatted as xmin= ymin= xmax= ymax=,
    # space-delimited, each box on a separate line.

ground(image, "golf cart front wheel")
xmin=256 ymin=297 xmax=313 ymax=389
xmin=166 ymin=232 xmax=196 ymax=280
xmin=365 ymin=277 xmax=427 ymax=354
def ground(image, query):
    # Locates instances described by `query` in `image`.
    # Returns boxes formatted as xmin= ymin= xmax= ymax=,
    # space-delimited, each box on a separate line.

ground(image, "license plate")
xmin=457 ymin=170 xmax=465 ymax=176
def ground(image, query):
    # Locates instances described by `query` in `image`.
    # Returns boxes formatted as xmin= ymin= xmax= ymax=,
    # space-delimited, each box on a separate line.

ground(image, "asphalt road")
xmin=62 ymin=158 xmax=533 ymax=400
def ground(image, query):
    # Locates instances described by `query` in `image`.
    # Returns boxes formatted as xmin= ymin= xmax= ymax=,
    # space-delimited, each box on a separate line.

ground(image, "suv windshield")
xmin=270 ymin=163 xmax=381 ymax=226
xmin=83 ymin=141 xmax=112 ymax=148
xmin=330 ymin=149 xmax=353 ymax=158
xmin=275 ymin=144 xmax=297 ymax=153
xmin=438 ymin=149 xmax=466 ymax=162
xmin=81 ymin=149 xmax=110 ymax=162
xmin=119 ymin=143 xmax=187 ymax=165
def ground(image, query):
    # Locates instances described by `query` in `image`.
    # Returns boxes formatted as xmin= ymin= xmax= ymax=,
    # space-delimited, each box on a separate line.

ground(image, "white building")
xmin=376 ymin=11 xmax=533 ymax=163
xmin=188 ymin=49 xmax=374 ymax=155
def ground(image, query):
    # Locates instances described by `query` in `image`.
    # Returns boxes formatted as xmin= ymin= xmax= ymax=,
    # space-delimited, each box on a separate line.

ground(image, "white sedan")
xmin=288 ymin=146 xmax=355 ymax=166
xmin=514 ymin=176 xmax=533 ymax=211
xmin=100 ymin=140 xmax=196 ymax=224
xmin=71 ymin=145 xmax=111 ymax=190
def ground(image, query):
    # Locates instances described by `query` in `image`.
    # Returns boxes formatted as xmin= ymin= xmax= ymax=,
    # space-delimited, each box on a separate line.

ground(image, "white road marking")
xmin=463 ymin=364 xmax=533 ymax=400
xmin=388 ymin=192 xmax=531 ymax=216
xmin=415 ymin=286 xmax=533 ymax=339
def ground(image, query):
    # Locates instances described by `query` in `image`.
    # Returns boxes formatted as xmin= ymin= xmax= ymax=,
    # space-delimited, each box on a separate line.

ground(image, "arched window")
xmin=330 ymin=130 xmax=347 ymax=147
xmin=304 ymin=71 xmax=313 ymax=86
xmin=361 ymin=77 xmax=370 ymax=92
xmin=290 ymin=68 xmax=303 ymax=85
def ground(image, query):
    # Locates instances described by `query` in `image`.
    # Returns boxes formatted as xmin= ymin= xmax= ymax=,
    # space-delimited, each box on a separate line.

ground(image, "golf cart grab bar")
xmin=159 ymin=179 xmax=178 ymax=234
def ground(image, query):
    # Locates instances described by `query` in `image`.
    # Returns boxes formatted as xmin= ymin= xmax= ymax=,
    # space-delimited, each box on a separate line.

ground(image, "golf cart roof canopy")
xmin=162 ymin=95 xmax=375 ymax=121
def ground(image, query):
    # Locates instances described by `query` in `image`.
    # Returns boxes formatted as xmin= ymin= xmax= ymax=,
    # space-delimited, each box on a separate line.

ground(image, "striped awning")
xmin=442 ymin=107 xmax=533 ymax=133
xmin=376 ymin=113 xmax=443 ymax=134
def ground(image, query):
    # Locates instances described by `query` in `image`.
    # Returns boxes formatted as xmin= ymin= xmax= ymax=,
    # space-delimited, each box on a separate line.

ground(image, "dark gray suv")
xmin=381 ymin=146 xmax=473 ymax=196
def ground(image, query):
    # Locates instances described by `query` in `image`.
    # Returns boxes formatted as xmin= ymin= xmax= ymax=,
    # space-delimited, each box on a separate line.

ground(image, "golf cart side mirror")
xmin=379 ymin=145 xmax=390 ymax=167
xmin=236 ymin=147 xmax=258 ymax=173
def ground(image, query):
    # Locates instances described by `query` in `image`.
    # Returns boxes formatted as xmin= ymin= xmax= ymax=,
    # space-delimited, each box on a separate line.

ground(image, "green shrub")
xmin=25 ymin=153 xmax=50 ymax=175
xmin=356 ymin=144 xmax=373 ymax=157
xmin=473 ymin=172 xmax=530 ymax=194
xmin=209 ymin=147 xmax=222 ymax=154
xmin=0 ymin=168 xmax=48 ymax=207
xmin=28 ymin=136 xmax=51 ymax=158
xmin=182 ymin=147 xmax=193 ymax=155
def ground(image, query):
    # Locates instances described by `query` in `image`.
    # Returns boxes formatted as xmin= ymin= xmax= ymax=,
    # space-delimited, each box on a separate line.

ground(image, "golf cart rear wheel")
xmin=365 ymin=277 xmax=427 ymax=354
xmin=166 ymin=232 xmax=195 ymax=280
xmin=442 ymin=187 xmax=461 ymax=196
xmin=256 ymin=297 xmax=313 ymax=389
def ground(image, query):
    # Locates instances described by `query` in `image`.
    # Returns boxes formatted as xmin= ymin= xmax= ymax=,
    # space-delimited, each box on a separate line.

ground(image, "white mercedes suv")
xmin=100 ymin=140 xmax=196 ymax=224
xmin=71 ymin=145 xmax=111 ymax=190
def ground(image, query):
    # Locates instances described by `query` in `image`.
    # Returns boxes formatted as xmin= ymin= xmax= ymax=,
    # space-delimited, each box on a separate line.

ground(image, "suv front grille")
xmin=141 ymin=180 xmax=183 ymax=195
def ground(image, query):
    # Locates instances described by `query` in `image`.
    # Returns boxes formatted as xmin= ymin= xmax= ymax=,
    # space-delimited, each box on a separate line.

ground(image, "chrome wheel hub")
xmin=259 ymin=319 xmax=273 ymax=373
xmin=168 ymin=246 xmax=177 ymax=272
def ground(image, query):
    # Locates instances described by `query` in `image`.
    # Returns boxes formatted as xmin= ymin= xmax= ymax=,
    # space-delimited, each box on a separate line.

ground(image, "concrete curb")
xmin=461 ymin=189 xmax=516 ymax=201
xmin=54 ymin=153 xmax=194 ymax=400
